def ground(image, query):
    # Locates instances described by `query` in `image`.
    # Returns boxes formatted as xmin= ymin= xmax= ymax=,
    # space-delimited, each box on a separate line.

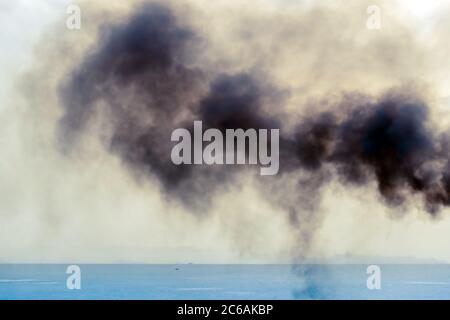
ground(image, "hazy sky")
xmin=1 ymin=0 xmax=450 ymax=264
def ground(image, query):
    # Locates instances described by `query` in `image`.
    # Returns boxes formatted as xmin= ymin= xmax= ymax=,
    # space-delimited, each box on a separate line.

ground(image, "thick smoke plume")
xmin=284 ymin=94 xmax=450 ymax=214
xmin=59 ymin=3 xmax=450 ymax=217
xmin=59 ymin=3 xmax=283 ymax=209
xmin=4 ymin=0 xmax=450 ymax=266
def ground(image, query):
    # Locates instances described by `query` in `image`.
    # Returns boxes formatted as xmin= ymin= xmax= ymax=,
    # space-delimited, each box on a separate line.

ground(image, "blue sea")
xmin=1 ymin=264 xmax=449 ymax=300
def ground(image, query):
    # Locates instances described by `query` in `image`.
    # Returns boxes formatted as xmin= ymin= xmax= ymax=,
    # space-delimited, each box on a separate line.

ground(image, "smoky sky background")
xmin=1 ymin=0 xmax=450 ymax=263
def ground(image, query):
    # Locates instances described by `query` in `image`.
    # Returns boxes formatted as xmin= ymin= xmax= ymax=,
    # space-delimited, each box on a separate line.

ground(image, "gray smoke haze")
xmin=59 ymin=2 xmax=450 ymax=218
xmin=5 ymin=0 xmax=450 ymax=264
xmin=282 ymin=92 xmax=450 ymax=215
xmin=59 ymin=3 xmax=285 ymax=209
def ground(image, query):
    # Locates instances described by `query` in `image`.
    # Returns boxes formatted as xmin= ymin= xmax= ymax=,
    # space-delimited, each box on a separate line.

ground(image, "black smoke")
xmin=284 ymin=93 xmax=450 ymax=214
xmin=58 ymin=3 xmax=280 ymax=209
xmin=59 ymin=3 xmax=450 ymax=215
xmin=199 ymin=73 xmax=280 ymax=131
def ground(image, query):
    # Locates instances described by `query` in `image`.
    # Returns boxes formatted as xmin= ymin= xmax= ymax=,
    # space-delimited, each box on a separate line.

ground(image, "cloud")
xmin=2 ymin=0 xmax=450 ymax=263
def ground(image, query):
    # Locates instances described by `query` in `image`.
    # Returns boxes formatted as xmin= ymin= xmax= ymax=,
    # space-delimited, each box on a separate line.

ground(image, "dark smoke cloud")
xmin=59 ymin=3 xmax=450 ymax=216
xmin=58 ymin=3 xmax=280 ymax=209
xmin=199 ymin=73 xmax=281 ymax=131
xmin=283 ymin=93 xmax=450 ymax=214
xmin=59 ymin=3 xmax=203 ymax=143
xmin=59 ymin=3 xmax=203 ymax=207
